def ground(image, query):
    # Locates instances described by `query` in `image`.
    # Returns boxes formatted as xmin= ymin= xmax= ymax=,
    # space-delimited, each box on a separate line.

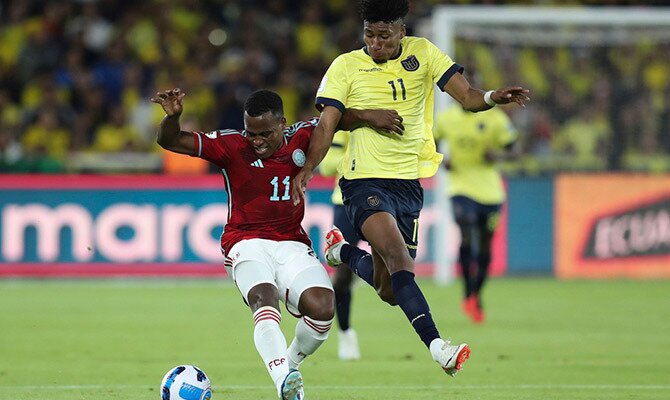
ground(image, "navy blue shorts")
xmin=339 ymin=178 xmax=423 ymax=259
xmin=451 ymin=195 xmax=502 ymax=233
xmin=333 ymin=204 xmax=361 ymax=245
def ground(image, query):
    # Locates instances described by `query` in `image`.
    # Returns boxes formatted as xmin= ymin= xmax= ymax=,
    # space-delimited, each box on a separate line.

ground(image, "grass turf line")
xmin=1 ymin=278 xmax=668 ymax=400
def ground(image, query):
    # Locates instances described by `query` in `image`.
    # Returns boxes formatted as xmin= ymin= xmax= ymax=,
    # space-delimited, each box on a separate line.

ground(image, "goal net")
xmin=428 ymin=6 xmax=670 ymax=283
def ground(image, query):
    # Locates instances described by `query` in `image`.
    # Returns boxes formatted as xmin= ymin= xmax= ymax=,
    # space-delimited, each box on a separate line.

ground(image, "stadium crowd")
xmin=0 ymin=0 xmax=668 ymax=173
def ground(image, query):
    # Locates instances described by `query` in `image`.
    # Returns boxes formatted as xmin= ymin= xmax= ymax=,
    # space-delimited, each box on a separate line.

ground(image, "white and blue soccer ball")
xmin=160 ymin=365 xmax=212 ymax=400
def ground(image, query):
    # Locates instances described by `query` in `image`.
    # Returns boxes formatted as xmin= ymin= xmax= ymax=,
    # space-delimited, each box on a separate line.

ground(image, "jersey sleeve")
xmin=192 ymin=129 xmax=240 ymax=166
xmin=423 ymin=38 xmax=464 ymax=90
xmin=315 ymin=54 xmax=349 ymax=113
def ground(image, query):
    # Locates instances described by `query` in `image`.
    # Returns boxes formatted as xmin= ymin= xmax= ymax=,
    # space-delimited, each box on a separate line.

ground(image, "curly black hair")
xmin=359 ymin=0 xmax=409 ymax=23
xmin=244 ymin=90 xmax=284 ymax=118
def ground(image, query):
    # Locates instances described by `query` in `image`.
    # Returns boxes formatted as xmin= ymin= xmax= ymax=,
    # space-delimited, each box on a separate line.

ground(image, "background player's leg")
xmin=331 ymin=205 xmax=362 ymax=359
xmin=458 ymin=226 xmax=475 ymax=299
xmin=472 ymin=208 xmax=499 ymax=322
xmin=333 ymin=267 xmax=354 ymax=331
xmin=452 ymin=196 xmax=479 ymax=321
xmin=474 ymin=214 xmax=494 ymax=297
xmin=287 ymin=286 xmax=334 ymax=369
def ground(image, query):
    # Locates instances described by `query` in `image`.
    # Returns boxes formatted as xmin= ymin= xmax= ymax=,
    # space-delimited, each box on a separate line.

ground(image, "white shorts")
xmin=224 ymin=239 xmax=333 ymax=317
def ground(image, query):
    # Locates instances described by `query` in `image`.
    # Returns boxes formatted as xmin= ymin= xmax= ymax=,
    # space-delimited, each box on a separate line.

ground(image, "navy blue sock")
xmin=334 ymin=288 xmax=352 ymax=331
xmin=340 ymin=244 xmax=374 ymax=287
xmin=390 ymin=270 xmax=440 ymax=348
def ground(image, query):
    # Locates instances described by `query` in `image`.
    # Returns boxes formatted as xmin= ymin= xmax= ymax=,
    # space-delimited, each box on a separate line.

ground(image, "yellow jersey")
xmin=434 ymin=105 xmax=518 ymax=205
xmin=319 ymin=131 xmax=349 ymax=205
xmin=316 ymin=36 xmax=463 ymax=180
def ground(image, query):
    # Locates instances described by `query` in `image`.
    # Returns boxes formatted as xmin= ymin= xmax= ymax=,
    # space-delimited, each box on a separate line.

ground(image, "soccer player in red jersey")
xmin=151 ymin=88 xmax=403 ymax=400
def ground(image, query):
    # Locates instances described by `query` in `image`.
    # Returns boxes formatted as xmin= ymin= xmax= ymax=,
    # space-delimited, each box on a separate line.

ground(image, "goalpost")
xmin=430 ymin=6 xmax=670 ymax=284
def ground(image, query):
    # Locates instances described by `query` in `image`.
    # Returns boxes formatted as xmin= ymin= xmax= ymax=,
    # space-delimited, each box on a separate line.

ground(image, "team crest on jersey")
xmin=205 ymin=131 xmax=217 ymax=139
xmin=401 ymin=55 xmax=420 ymax=71
xmin=367 ymin=195 xmax=381 ymax=207
xmin=292 ymin=149 xmax=306 ymax=167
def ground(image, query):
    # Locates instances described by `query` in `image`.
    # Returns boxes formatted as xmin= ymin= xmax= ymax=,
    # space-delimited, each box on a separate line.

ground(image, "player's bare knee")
xmin=246 ymin=283 xmax=278 ymax=312
xmin=300 ymin=288 xmax=335 ymax=321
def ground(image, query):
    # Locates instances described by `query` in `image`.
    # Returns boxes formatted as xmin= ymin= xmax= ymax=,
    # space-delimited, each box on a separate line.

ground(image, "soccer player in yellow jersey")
xmin=435 ymin=104 xmax=519 ymax=324
xmin=291 ymin=0 xmax=529 ymax=376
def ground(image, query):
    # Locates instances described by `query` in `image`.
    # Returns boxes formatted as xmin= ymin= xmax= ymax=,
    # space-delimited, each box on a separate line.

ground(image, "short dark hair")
xmin=359 ymin=0 xmax=409 ymax=23
xmin=244 ymin=90 xmax=284 ymax=119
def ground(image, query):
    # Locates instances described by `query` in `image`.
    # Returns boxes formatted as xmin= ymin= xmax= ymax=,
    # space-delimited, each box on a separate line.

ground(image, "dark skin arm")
xmin=339 ymin=108 xmax=404 ymax=135
xmin=443 ymin=73 xmax=530 ymax=112
xmin=150 ymin=88 xmax=194 ymax=155
xmin=291 ymin=106 xmax=404 ymax=205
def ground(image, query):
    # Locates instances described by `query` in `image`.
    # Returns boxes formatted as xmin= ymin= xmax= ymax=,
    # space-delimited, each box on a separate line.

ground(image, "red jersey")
xmin=192 ymin=118 xmax=317 ymax=255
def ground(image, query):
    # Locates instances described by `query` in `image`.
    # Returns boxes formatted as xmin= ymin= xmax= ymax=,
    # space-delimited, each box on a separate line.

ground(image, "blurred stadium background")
xmin=1 ymin=0 xmax=668 ymax=279
xmin=1 ymin=1 xmax=670 ymax=399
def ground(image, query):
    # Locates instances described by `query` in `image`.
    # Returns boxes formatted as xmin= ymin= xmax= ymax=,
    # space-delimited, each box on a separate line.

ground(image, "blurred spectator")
xmin=20 ymin=107 xmax=69 ymax=172
xmin=88 ymin=106 xmax=147 ymax=153
xmin=0 ymin=0 xmax=668 ymax=174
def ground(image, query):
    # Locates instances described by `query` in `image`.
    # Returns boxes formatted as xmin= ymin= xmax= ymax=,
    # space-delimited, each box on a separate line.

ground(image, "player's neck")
xmin=364 ymin=44 xmax=403 ymax=63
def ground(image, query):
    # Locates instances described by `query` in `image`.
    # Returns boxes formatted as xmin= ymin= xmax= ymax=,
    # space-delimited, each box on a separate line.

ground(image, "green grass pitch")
xmin=1 ymin=278 xmax=669 ymax=400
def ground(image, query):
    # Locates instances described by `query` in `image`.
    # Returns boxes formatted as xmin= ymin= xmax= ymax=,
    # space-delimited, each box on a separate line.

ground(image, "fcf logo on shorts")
xmin=367 ymin=195 xmax=381 ymax=207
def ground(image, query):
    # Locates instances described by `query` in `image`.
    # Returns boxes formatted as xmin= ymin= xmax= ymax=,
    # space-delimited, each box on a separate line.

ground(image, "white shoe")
xmin=324 ymin=227 xmax=347 ymax=267
xmin=338 ymin=329 xmax=361 ymax=360
xmin=431 ymin=339 xmax=471 ymax=377
xmin=280 ymin=369 xmax=304 ymax=400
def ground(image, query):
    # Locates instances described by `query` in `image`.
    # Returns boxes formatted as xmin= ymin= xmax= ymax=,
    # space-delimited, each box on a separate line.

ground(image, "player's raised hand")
xmin=291 ymin=168 xmax=314 ymax=205
xmin=151 ymin=88 xmax=186 ymax=117
xmin=365 ymin=109 xmax=404 ymax=135
xmin=491 ymin=87 xmax=531 ymax=107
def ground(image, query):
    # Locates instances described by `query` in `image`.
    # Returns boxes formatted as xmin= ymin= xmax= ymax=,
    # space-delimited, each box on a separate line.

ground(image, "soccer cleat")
xmin=337 ymin=329 xmax=361 ymax=360
xmin=463 ymin=295 xmax=482 ymax=324
xmin=435 ymin=341 xmax=471 ymax=377
xmin=324 ymin=227 xmax=347 ymax=267
xmin=280 ymin=369 xmax=304 ymax=400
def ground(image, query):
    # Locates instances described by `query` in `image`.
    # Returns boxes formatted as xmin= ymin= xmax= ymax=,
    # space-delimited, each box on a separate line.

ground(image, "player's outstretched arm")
xmin=340 ymin=109 xmax=405 ymax=135
xmin=443 ymin=73 xmax=530 ymax=112
xmin=150 ymin=88 xmax=195 ymax=155
xmin=291 ymin=105 xmax=342 ymax=205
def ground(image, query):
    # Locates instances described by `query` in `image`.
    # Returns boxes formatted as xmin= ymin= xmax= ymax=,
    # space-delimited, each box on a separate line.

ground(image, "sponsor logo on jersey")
xmin=401 ymin=55 xmax=420 ymax=71
xmin=292 ymin=149 xmax=306 ymax=167
xmin=250 ymin=159 xmax=264 ymax=168
xmin=358 ymin=67 xmax=382 ymax=72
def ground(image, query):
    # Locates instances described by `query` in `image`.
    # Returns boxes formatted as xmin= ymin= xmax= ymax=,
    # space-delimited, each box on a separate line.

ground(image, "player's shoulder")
xmin=284 ymin=117 xmax=319 ymax=140
xmin=332 ymin=47 xmax=368 ymax=65
xmin=403 ymin=36 xmax=437 ymax=53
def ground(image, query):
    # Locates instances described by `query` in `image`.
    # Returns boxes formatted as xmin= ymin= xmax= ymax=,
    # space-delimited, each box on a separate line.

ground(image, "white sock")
xmin=287 ymin=316 xmax=333 ymax=370
xmin=252 ymin=306 xmax=289 ymax=395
